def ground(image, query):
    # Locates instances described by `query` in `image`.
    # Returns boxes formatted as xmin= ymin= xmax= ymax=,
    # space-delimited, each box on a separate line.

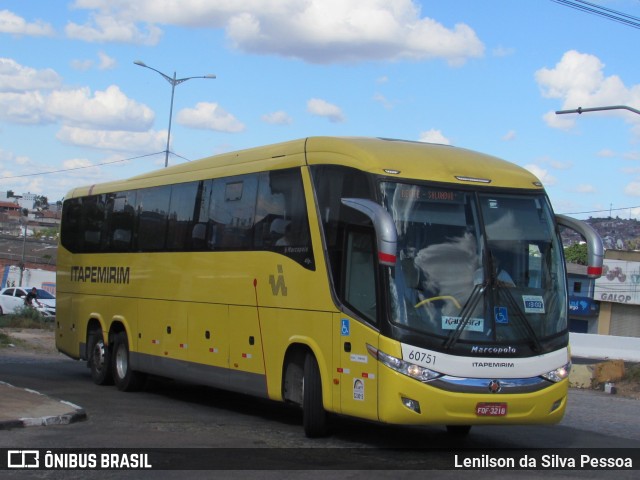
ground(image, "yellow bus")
xmin=56 ymin=136 xmax=603 ymax=437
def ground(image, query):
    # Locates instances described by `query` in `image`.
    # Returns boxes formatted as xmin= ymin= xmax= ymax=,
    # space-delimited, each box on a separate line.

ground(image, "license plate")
xmin=476 ymin=402 xmax=507 ymax=416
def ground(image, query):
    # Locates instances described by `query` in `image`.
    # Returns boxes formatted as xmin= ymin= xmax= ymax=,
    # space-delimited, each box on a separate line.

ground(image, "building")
xmin=593 ymin=249 xmax=640 ymax=337
xmin=567 ymin=263 xmax=600 ymax=333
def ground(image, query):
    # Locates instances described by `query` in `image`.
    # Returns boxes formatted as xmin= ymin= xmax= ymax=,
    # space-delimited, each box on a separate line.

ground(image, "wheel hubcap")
xmin=115 ymin=345 xmax=127 ymax=379
xmin=92 ymin=341 xmax=105 ymax=372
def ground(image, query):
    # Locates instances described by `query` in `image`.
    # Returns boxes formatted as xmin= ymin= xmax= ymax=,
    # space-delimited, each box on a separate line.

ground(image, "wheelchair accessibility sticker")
xmin=494 ymin=306 xmax=509 ymax=324
xmin=341 ymin=318 xmax=350 ymax=336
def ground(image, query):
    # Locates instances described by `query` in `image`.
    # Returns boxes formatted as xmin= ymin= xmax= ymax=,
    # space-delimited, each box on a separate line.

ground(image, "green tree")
xmin=34 ymin=195 xmax=49 ymax=210
xmin=564 ymin=243 xmax=588 ymax=265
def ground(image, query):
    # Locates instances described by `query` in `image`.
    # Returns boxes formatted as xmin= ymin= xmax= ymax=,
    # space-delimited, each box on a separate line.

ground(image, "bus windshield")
xmin=381 ymin=182 xmax=567 ymax=347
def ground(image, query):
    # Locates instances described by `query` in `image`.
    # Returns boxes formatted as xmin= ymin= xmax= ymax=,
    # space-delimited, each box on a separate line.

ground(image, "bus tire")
xmin=303 ymin=353 xmax=328 ymax=438
xmin=88 ymin=330 xmax=113 ymax=386
xmin=112 ymin=331 xmax=147 ymax=392
xmin=446 ymin=425 xmax=471 ymax=436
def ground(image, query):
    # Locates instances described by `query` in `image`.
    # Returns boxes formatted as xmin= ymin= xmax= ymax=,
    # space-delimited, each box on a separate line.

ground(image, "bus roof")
xmin=304 ymin=137 xmax=542 ymax=189
xmin=65 ymin=137 xmax=543 ymax=198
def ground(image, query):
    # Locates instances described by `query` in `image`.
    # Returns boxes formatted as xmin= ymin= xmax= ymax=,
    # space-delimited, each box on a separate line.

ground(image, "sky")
xmin=1 ymin=0 xmax=640 ymax=220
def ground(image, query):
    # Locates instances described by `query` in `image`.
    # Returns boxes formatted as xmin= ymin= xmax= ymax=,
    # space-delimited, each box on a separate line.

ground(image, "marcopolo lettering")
xmin=470 ymin=345 xmax=517 ymax=355
xmin=70 ymin=266 xmax=130 ymax=284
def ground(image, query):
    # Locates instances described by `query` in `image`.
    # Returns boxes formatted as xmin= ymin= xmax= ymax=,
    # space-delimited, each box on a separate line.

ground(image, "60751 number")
xmin=407 ymin=350 xmax=437 ymax=366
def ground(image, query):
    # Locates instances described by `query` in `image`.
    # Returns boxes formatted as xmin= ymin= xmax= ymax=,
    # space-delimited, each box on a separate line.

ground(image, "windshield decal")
xmin=523 ymin=295 xmax=545 ymax=314
xmin=494 ymin=306 xmax=509 ymax=324
xmin=442 ymin=316 xmax=484 ymax=332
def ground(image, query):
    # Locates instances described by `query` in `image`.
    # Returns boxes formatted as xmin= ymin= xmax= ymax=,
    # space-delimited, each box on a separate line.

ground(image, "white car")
xmin=0 ymin=287 xmax=56 ymax=318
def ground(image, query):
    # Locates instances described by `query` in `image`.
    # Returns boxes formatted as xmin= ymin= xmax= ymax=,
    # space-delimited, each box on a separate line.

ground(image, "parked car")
xmin=0 ymin=287 xmax=56 ymax=318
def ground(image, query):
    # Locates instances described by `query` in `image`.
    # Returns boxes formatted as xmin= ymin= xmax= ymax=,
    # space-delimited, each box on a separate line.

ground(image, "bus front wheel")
xmin=88 ymin=330 xmax=113 ymax=386
xmin=302 ymin=353 xmax=328 ymax=438
xmin=112 ymin=331 xmax=147 ymax=392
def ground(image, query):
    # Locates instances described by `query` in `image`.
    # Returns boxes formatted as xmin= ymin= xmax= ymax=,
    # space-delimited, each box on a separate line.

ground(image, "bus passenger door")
xmin=334 ymin=314 xmax=379 ymax=420
xmin=334 ymin=228 xmax=380 ymax=421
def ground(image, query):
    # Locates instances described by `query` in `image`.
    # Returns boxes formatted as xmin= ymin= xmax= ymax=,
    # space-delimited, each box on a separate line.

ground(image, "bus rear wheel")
xmin=112 ymin=331 xmax=147 ymax=392
xmin=302 ymin=353 xmax=328 ymax=438
xmin=88 ymin=330 xmax=113 ymax=386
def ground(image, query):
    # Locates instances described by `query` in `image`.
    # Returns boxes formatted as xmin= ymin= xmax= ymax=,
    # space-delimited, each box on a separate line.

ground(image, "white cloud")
xmin=539 ymin=156 xmax=572 ymax=170
xmin=549 ymin=159 xmax=572 ymax=170
xmin=623 ymin=151 xmax=640 ymax=161
xmin=492 ymin=45 xmax=515 ymax=57
xmin=71 ymin=59 xmax=94 ymax=71
xmin=624 ymin=180 xmax=640 ymax=197
xmin=536 ymin=50 xmax=640 ymax=132
xmin=597 ymin=149 xmax=616 ymax=158
xmin=70 ymin=52 xmax=117 ymax=72
xmin=46 ymin=85 xmax=154 ymax=131
xmin=307 ymin=98 xmax=345 ymax=123
xmin=523 ymin=164 xmax=557 ymax=186
xmin=0 ymin=58 xmax=62 ymax=92
xmin=502 ymin=130 xmax=516 ymax=141
xmin=542 ymin=110 xmax=576 ymax=130
xmin=261 ymin=110 xmax=292 ymax=125
xmin=574 ymin=184 xmax=597 ymax=194
xmin=66 ymin=1 xmax=484 ymax=64
xmin=0 ymin=9 xmax=54 ymax=36
xmin=62 ymin=158 xmax=96 ymax=170
xmin=66 ymin=12 xmax=162 ymax=45
xmin=418 ymin=129 xmax=451 ymax=145
xmin=177 ymin=102 xmax=245 ymax=133
xmin=0 ymin=91 xmax=51 ymax=124
xmin=373 ymin=93 xmax=394 ymax=110
xmin=624 ymin=181 xmax=640 ymax=196
xmin=98 ymin=52 xmax=117 ymax=70
xmin=56 ymin=126 xmax=166 ymax=153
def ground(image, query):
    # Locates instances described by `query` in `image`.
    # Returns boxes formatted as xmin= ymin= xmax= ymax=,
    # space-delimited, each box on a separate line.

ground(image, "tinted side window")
xmin=311 ymin=165 xmax=375 ymax=292
xmin=107 ymin=191 xmax=137 ymax=252
xmin=136 ymin=186 xmax=170 ymax=251
xmin=83 ymin=194 xmax=108 ymax=251
xmin=61 ymin=198 xmax=83 ymax=252
xmin=167 ymin=181 xmax=201 ymax=251
xmin=255 ymin=169 xmax=314 ymax=269
xmin=208 ymin=175 xmax=258 ymax=250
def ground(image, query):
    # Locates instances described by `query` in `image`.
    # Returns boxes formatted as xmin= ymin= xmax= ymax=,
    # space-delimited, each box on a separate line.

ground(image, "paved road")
xmin=0 ymin=353 xmax=638 ymax=478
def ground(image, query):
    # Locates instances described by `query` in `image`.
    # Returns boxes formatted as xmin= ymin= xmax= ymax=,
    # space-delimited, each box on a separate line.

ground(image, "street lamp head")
xmin=133 ymin=60 xmax=217 ymax=168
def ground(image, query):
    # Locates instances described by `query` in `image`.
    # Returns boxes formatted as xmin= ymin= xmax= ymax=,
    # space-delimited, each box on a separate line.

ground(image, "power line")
xmin=560 ymin=205 xmax=640 ymax=216
xmin=551 ymin=0 xmax=640 ymax=29
xmin=0 ymin=151 xmax=166 ymax=180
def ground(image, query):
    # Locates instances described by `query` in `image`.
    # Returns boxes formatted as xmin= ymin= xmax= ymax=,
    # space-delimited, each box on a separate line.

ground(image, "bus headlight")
xmin=541 ymin=362 xmax=571 ymax=383
xmin=367 ymin=344 xmax=442 ymax=383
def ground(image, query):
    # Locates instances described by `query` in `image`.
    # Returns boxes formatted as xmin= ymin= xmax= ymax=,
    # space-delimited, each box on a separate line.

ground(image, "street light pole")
xmin=556 ymin=105 xmax=640 ymax=116
xmin=134 ymin=60 xmax=216 ymax=167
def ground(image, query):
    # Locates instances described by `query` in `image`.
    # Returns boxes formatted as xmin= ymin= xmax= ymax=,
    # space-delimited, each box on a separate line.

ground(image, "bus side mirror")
xmin=556 ymin=214 xmax=604 ymax=278
xmin=341 ymin=198 xmax=397 ymax=267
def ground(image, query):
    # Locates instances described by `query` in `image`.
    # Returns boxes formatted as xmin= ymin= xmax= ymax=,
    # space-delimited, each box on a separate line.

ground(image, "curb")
xmin=0 ymin=381 xmax=87 ymax=430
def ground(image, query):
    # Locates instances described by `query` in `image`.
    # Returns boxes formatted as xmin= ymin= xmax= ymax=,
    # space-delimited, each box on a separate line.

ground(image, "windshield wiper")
xmin=497 ymin=286 xmax=543 ymax=353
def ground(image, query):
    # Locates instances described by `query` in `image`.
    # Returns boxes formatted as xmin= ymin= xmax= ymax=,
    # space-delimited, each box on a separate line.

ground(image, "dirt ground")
xmin=0 ymin=327 xmax=61 ymax=358
xmin=1 ymin=327 xmax=639 ymax=399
